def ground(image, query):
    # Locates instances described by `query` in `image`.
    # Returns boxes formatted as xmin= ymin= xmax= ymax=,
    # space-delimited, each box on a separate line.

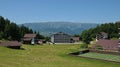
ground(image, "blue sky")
xmin=0 ymin=0 xmax=120 ymax=24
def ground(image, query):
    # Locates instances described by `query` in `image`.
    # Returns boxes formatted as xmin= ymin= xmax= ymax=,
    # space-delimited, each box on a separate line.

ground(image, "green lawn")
xmin=0 ymin=44 xmax=120 ymax=67
xmin=79 ymin=52 xmax=120 ymax=62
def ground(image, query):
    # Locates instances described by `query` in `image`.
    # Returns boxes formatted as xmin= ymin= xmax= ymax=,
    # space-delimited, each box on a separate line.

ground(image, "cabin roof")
xmin=24 ymin=34 xmax=36 ymax=38
xmin=96 ymin=39 xmax=120 ymax=49
xmin=0 ymin=41 xmax=22 ymax=46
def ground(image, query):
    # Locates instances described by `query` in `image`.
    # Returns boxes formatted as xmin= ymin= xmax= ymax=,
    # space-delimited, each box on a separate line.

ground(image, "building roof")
xmin=95 ymin=39 xmax=120 ymax=50
xmin=0 ymin=41 xmax=22 ymax=46
xmin=72 ymin=37 xmax=80 ymax=41
xmin=53 ymin=32 xmax=71 ymax=36
xmin=24 ymin=34 xmax=36 ymax=38
xmin=23 ymin=38 xmax=32 ymax=41
xmin=99 ymin=32 xmax=108 ymax=35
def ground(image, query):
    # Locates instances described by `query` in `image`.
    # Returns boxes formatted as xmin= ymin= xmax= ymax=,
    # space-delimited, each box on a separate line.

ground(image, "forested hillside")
xmin=0 ymin=16 xmax=44 ymax=41
xmin=81 ymin=22 xmax=120 ymax=43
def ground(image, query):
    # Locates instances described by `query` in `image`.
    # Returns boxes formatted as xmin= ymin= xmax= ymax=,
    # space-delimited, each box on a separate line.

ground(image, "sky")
xmin=0 ymin=0 xmax=120 ymax=24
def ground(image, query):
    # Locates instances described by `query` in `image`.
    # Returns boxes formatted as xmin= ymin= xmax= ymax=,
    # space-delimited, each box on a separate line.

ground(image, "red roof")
xmin=24 ymin=34 xmax=36 ymax=38
xmin=0 ymin=41 xmax=22 ymax=46
xmin=95 ymin=39 xmax=120 ymax=50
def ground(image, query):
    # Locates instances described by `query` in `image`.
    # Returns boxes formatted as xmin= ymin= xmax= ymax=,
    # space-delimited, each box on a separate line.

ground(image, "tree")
xmin=5 ymin=23 xmax=21 ymax=41
xmin=0 ymin=16 xmax=41 ymax=41
xmin=36 ymin=32 xmax=45 ymax=39
xmin=0 ymin=32 xmax=4 ymax=39
xmin=80 ymin=22 xmax=120 ymax=44
xmin=0 ymin=16 xmax=5 ymax=32
xmin=45 ymin=36 xmax=50 ymax=41
xmin=73 ymin=34 xmax=80 ymax=37
xmin=81 ymin=30 xmax=92 ymax=44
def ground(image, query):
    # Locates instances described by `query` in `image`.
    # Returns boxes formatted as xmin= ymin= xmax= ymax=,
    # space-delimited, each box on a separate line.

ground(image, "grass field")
xmin=0 ymin=44 xmax=120 ymax=67
xmin=79 ymin=52 xmax=120 ymax=62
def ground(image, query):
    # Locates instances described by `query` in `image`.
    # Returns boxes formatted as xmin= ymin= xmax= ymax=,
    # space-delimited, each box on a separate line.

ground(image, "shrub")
xmin=80 ymin=44 xmax=88 ymax=48
xmin=96 ymin=45 xmax=103 ymax=50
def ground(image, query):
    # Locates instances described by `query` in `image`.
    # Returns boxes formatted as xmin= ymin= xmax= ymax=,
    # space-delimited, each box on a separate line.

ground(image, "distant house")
xmin=96 ymin=32 xmax=108 ymax=41
xmin=37 ymin=39 xmax=46 ymax=44
xmin=72 ymin=37 xmax=81 ymax=42
xmin=93 ymin=39 xmax=120 ymax=51
xmin=22 ymin=34 xmax=37 ymax=44
xmin=51 ymin=32 xmax=73 ymax=43
xmin=0 ymin=41 xmax=22 ymax=49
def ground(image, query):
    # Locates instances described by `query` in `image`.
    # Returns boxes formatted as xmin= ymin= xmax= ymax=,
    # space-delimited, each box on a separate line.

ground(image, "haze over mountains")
xmin=23 ymin=22 xmax=98 ymax=36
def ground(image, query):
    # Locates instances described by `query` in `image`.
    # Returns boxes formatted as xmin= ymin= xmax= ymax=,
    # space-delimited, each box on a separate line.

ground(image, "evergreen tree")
xmin=36 ymin=32 xmax=45 ymax=39
xmin=0 ymin=16 xmax=5 ymax=32
xmin=0 ymin=16 xmax=40 ymax=41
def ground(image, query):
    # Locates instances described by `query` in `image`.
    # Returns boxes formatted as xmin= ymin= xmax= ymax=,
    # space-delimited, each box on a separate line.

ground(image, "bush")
xmin=80 ymin=44 xmax=88 ymax=48
xmin=96 ymin=45 xmax=103 ymax=50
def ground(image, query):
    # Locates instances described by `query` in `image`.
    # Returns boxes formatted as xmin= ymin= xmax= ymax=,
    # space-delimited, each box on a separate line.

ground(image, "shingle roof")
xmin=96 ymin=39 xmax=120 ymax=46
xmin=0 ymin=41 xmax=22 ymax=46
xmin=95 ymin=39 xmax=120 ymax=50
xmin=24 ymin=34 xmax=36 ymax=38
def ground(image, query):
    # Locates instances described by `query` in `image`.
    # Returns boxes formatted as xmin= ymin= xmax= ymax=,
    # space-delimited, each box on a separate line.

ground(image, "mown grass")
xmin=79 ymin=52 xmax=120 ymax=62
xmin=0 ymin=44 xmax=120 ymax=67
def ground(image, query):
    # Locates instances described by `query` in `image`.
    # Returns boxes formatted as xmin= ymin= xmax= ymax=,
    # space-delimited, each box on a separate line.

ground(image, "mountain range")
xmin=22 ymin=22 xmax=98 ymax=36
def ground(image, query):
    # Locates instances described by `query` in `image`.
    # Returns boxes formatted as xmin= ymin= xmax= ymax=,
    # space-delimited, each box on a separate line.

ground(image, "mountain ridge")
xmin=22 ymin=22 xmax=98 ymax=36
